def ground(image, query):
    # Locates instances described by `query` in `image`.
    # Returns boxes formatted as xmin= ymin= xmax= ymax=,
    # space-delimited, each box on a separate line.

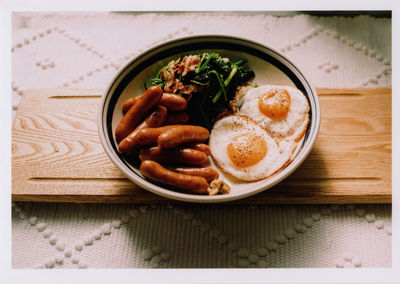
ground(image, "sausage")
xmin=122 ymin=97 xmax=139 ymax=113
xmin=140 ymin=160 xmax=209 ymax=194
xmin=115 ymin=86 xmax=163 ymax=143
xmin=139 ymin=146 xmax=208 ymax=166
xmin=169 ymin=166 xmax=219 ymax=182
xmin=159 ymin=93 xmax=187 ymax=111
xmin=116 ymin=86 xmax=163 ymax=143
xmin=137 ymin=105 xmax=168 ymax=129
xmin=123 ymin=93 xmax=187 ymax=113
xmin=157 ymin=125 xmax=209 ymax=148
xmin=133 ymin=125 xmax=207 ymax=151
xmin=119 ymin=124 xmax=176 ymax=155
xmin=118 ymin=105 xmax=168 ymax=155
xmin=164 ymin=112 xmax=189 ymax=125
xmin=186 ymin=143 xmax=211 ymax=156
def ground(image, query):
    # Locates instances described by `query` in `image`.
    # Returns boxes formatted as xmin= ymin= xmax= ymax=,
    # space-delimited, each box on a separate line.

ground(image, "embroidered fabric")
xmin=11 ymin=12 xmax=391 ymax=268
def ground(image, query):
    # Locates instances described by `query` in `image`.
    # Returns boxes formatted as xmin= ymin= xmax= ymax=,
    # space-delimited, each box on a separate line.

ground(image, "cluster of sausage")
xmin=115 ymin=86 xmax=219 ymax=195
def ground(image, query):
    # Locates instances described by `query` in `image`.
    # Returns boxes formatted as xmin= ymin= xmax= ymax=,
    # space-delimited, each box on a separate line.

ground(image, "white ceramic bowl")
xmin=98 ymin=35 xmax=320 ymax=203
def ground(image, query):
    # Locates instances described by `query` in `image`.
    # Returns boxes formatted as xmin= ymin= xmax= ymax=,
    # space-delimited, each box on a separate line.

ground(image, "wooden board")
xmin=11 ymin=88 xmax=392 ymax=204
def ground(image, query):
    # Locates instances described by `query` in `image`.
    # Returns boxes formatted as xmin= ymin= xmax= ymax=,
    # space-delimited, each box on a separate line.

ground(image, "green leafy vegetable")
xmin=145 ymin=52 xmax=254 ymax=129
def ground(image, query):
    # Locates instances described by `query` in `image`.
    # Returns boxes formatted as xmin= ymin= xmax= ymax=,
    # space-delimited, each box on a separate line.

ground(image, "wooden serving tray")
xmin=11 ymin=88 xmax=391 ymax=204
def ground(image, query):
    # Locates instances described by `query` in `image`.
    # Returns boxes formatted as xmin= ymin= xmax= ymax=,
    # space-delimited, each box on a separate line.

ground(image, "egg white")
xmin=234 ymin=85 xmax=310 ymax=145
xmin=209 ymin=115 xmax=291 ymax=182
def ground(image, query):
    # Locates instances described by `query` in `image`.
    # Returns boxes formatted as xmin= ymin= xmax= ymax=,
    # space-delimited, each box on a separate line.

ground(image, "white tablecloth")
xmin=11 ymin=12 xmax=391 ymax=269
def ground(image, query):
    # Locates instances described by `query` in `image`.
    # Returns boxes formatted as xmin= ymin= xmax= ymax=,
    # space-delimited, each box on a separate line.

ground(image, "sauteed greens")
xmin=145 ymin=53 xmax=254 ymax=129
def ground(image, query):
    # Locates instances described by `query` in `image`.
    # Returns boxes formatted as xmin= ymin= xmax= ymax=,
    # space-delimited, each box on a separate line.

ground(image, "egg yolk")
xmin=227 ymin=134 xmax=267 ymax=168
xmin=258 ymin=88 xmax=291 ymax=119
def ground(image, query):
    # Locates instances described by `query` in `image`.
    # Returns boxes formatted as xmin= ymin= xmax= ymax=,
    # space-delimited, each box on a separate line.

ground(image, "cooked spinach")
xmin=145 ymin=53 xmax=254 ymax=129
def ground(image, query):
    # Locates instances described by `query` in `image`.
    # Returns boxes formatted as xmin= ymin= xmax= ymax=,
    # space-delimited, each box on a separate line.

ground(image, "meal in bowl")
xmin=114 ymin=52 xmax=310 ymax=195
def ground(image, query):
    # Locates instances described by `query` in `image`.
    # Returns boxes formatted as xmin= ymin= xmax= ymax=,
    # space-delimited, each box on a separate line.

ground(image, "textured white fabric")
xmin=11 ymin=12 xmax=391 ymax=269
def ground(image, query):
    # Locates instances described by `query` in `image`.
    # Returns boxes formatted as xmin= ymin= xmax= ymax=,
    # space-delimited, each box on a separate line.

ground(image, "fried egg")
xmin=234 ymin=85 xmax=310 ymax=144
xmin=209 ymin=115 xmax=291 ymax=181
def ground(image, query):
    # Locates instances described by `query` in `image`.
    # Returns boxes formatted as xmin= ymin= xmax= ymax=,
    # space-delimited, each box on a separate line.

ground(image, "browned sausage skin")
xmin=159 ymin=93 xmax=187 ymax=111
xmin=138 ymin=105 xmax=168 ymax=129
xmin=115 ymin=86 xmax=163 ymax=143
xmin=157 ymin=125 xmax=209 ymax=148
xmin=122 ymin=97 xmax=138 ymax=114
xmin=140 ymin=160 xmax=209 ymax=194
xmin=169 ymin=166 xmax=219 ymax=182
xmin=139 ymin=146 xmax=208 ymax=166
xmin=119 ymin=124 xmax=177 ymax=156
xmin=118 ymin=105 xmax=168 ymax=155
xmin=185 ymin=143 xmax=211 ymax=156
xmin=134 ymin=125 xmax=180 ymax=147
xmin=123 ymin=93 xmax=187 ymax=113
xmin=164 ymin=112 xmax=189 ymax=125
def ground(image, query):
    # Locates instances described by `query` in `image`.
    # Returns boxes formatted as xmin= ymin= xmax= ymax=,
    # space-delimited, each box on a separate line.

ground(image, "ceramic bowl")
xmin=98 ymin=35 xmax=320 ymax=203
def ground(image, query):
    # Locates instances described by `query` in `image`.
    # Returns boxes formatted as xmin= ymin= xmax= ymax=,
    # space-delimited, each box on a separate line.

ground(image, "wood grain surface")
xmin=11 ymin=88 xmax=392 ymax=204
